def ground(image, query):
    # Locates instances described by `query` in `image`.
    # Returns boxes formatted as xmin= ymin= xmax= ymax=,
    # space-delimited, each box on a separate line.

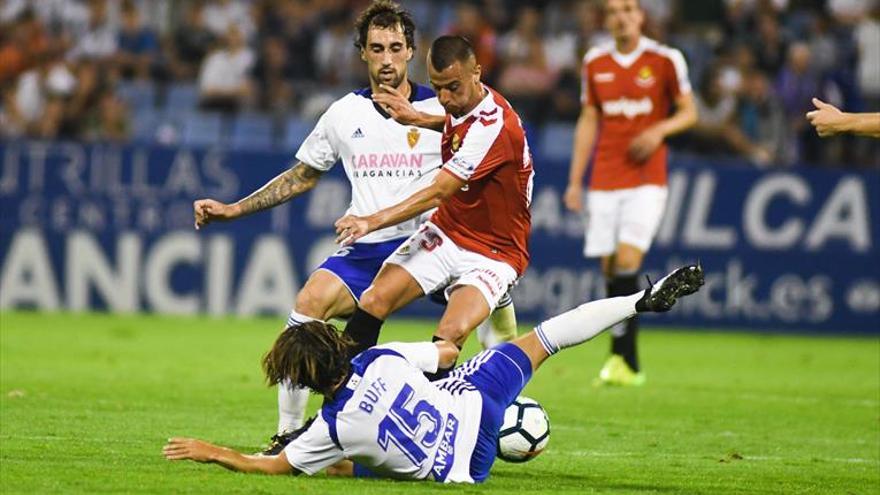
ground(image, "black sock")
xmin=343 ymin=307 xmax=384 ymax=358
xmin=607 ymin=274 xmax=640 ymax=371
xmin=423 ymin=336 xmax=460 ymax=381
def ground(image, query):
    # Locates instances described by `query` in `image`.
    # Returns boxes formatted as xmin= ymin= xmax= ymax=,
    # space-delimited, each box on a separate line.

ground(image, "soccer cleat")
xmin=259 ymin=416 xmax=316 ymax=456
xmin=594 ymin=354 xmax=646 ymax=387
xmin=639 ymin=263 xmax=705 ymax=313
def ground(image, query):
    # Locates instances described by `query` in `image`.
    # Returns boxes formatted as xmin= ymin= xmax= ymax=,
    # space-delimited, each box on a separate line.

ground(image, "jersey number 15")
xmin=377 ymin=384 xmax=442 ymax=465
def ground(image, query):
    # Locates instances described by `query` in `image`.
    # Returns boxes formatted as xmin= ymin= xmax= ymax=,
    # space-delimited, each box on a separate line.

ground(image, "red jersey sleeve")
xmin=580 ymin=49 xmax=602 ymax=107
xmin=664 ymin=47 xmax=692 ymax=100
xmin=442 ymin=115 xmax=506 ymax=182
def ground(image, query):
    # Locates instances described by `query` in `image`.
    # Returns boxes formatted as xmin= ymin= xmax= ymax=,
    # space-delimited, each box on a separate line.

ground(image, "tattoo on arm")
xmin=235 ymin=163 xmax=324 ymax=216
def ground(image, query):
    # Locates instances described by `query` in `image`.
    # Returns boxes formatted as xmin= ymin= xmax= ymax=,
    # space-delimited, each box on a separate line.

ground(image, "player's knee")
xmin=358 ymin=288 xmax=392 ymax=319
xmin=294 ymin=288 xmax=326 ymax=319
xmin=435 ymin=320 xmax=471 ymax=347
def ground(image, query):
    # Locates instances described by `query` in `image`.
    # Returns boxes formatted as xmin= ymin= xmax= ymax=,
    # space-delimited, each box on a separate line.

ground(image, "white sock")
xmin=278 ymin=380 xmax=310 ymax=434
xmin=534 ymin=293 xmax=641 ymax=355
xmin=477 ymin=296 xmax=518 ymax=349
xmin=277 ymin=310 xmax=319 ymax=433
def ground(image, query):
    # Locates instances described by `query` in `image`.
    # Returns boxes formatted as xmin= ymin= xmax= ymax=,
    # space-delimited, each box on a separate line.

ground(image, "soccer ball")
xmin=496 ymin=396 xmax=550 ymax=463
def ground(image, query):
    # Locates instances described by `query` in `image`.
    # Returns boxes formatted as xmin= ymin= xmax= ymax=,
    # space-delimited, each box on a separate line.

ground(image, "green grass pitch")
xmin=1 ymin=311 xmax=878 ymax=494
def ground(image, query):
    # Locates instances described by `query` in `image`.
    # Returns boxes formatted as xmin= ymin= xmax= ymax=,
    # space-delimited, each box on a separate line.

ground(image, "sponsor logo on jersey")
xmin=352 ymin=128 xmax=365 ymax=138
xmin=350 ymin=153 xmax=424 ymax=169
xmin=407 ymin=127 xmax=420 ymax=149
xmin=635 ymin=66 xmax=656 ymax=87
xmin=451 ymin=133 xmax=461 ymax=152
xmin=431 ymin=414 xmax=459 ymax=482
xmin=450 ymin=156 xmax=475 ymax=177
xmin=594 ymin=72 xmax=615 ymax=83
xmin=601 ymin=96 xmax=653 ymax=119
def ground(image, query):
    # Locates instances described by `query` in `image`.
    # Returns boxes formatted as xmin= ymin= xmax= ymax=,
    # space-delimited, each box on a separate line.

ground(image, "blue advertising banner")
xmin=1 ymin=141 xmax=877 ymax=333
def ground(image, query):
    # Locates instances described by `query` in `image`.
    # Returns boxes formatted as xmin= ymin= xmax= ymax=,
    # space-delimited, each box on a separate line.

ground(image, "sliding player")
xmin=164 ymin=264 xmax=705 ymax=482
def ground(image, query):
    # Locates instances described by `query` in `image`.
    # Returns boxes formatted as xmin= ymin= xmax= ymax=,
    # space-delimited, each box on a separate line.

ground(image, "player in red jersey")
xmin=335 ymin=35 xmax=534 ymax=379
xmin=563 ymin=0 xmax=697 ymax=386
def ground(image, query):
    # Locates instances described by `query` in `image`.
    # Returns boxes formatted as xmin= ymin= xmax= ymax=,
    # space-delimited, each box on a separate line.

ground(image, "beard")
xmin=373 ymin=68 xmax=405 ymax=89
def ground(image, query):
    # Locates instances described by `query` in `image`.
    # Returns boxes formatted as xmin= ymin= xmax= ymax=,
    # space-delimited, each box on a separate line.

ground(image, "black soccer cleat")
xmin=639 ymin=263 xmax=705 ymax=312
xmin=260 ymin=416 xmax=316 ymax=456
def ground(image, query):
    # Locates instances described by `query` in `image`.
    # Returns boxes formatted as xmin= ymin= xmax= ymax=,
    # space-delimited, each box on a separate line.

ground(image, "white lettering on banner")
xmin=0 ymin=142 xmax=239 ymax=199
xmin=514 ymin=268 xmax=605 ymax=315
xmin=601 ymin=97 xmax=653 ymax=118
xmin=60 ymin=143 xmax=87 ymax=194
xmin=236 ymin=236 xmax=298 ymax=315
xmin=206 ymin=235 xmax=233 ymax=316
xmin=66 ymin=231 xmax=139 ymax=312
xmin=846 ymin=279 xmax=880 ymax=313
xmin=0 ymin=230 xmax=301 ymax=315
xmin=805 ymin=177 xmax=870 ymax=252
xmin=0 ymin=229 xmax=60 ymax=309
xmin=203 ymin=151 xmax=239 ymax=198
xmin=670 ymin=258 xmax=834 ymax=323
xmin=515 ymin=260 xmax=837 ymax=325
xmin=769 ymin=274 xmax=833 ymax=323
xmin=528 ymin=187 xmax=590 ymax=238
xmin=744 ymin=174 xmax=810 ymax=249
xmin=165 ymin=151 xmax=202 ymax=195
xmin=682 ymin=172 xmax=737 ymax=248
xmin=144 ymin=232 xmax=201 ymax=314
xmin=527 ymin=170 xmax=872 ymax=255
xmin=531 ymin=188 xmax=563 ymax=235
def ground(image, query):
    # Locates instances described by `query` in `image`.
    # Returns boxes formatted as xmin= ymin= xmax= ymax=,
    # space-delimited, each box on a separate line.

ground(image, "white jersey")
xmin=296 ymin=84 xmax=444 ymax=243
xmin=283 ymin=343 xmax=485 ymax=483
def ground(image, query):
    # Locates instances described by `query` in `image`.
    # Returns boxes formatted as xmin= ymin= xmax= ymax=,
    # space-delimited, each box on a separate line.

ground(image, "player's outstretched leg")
xmin=515 ymin=263 xmax=704 ymax=372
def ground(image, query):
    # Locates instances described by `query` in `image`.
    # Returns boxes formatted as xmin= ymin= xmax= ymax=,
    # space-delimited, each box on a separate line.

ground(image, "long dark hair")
xmin=262 ymin=321 xmax=356 ymax=397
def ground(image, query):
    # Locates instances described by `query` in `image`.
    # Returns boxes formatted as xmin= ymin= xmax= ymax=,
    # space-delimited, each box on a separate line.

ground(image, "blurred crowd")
xmin=0 ymin=0 xmax=877 ymax=168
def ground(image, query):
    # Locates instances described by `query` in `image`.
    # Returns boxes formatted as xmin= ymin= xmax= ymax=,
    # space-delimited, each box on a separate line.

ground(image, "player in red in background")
xmin=335 ymin=35 xmax=534 ymax=379
xmin=564 ymin=0 xmax=697 ymax=386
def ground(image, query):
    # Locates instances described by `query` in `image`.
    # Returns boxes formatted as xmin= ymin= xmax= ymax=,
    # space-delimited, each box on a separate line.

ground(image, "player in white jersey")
xmin=191 ymin=1 xmax=518 ymax=453
xmin=163 ymin=263 xmax=705 ymax=482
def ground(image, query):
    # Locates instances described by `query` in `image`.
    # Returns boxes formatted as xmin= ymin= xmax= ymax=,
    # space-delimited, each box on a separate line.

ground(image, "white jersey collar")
xmin=610 ymin=36 xmax=649 ymax=69
xmin=450 ymin=84 xmax=494 ymax=126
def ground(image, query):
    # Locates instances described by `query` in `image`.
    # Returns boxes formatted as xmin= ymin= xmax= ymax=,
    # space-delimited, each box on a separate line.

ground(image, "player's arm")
xmin=563 ymin=103 xmax=599 ymax=213
xmin=628 ymin=91 xmax=698 ymax=162
xmin=807 ymin=98 xmax=880 ymax=138
xmin=163 ymin=437 xmax=298 ymax=475
xmin=193 ymin=162 xmax=324 ymax=229
xmin=334 ymin=171 xmax=463 ymax=245
xmin=372 ymin=84 xmax=445 ymax=132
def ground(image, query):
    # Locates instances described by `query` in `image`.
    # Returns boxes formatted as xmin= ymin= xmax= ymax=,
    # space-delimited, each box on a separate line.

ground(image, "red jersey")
xmin=581 ymin=36 xmax=691 ymax=190
xmin=430 ymin=85 xmax=533 ymax=276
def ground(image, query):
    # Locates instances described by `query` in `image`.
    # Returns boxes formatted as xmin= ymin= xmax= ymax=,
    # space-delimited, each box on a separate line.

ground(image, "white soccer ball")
xmin=497 ymin=396 xmax=550 ymax=463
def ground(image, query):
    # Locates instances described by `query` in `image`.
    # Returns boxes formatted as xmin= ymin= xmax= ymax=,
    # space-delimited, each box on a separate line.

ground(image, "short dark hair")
xmin=429 ymin=35 xmax=475 ymax=71
xmin=262 ymin=321 xmax=356 ymax=397
xmin=354 ymin=0 xmax=416 ymax=51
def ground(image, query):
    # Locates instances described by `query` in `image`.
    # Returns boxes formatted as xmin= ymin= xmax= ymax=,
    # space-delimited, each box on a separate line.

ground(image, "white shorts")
xmin=583 ymin=185 xmax=668 ymax=258
xmin=384 ymin=222 xmax=518 ymax=312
